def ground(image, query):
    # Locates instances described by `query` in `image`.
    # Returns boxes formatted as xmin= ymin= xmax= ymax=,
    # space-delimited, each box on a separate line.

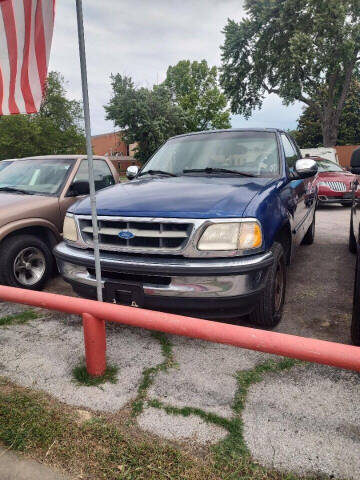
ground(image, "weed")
xmin=0 ymin=310 xmax=38 ymax=327
xmin=131 ymin=332 xmax=176 ymax=416
xmin=72 ymin=364 xmax=119 ymax=387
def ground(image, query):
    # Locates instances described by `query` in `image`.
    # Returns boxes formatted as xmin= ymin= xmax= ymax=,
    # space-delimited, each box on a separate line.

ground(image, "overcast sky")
xmin=48 ymin=0 xmax=303 ymax=135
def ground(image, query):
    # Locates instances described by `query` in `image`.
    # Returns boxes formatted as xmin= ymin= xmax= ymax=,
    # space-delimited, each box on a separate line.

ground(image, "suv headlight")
xmin=198 ymin=221 xmax=262 ymax=251
xmin=63 ymin=215 xmax=78 ymax=243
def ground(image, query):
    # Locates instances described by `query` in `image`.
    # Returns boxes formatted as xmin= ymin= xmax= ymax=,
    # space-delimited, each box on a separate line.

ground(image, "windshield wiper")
xmin=183 ymin=167 xmax=257 ymax=177
xmin=138 ymin=169 xmax=177 ymax=177
xmin=0 ymin=187 xmax=34 ymax=195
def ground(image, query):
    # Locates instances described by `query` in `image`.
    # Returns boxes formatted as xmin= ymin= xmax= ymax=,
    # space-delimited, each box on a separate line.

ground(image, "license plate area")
xmin=343 ymin=193 xmax=352 ymax=199
xmin=105 ymin=282 xmax=144 ymax=307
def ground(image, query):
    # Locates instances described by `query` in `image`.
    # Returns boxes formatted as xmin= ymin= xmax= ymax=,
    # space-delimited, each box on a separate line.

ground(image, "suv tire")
xmin=301 ymin=213 xmax=316 ymax=245
xmin=0 ymin=234 xmax=53 ymax=290
xmin=249 ymin=242 xmax=286 ymax=329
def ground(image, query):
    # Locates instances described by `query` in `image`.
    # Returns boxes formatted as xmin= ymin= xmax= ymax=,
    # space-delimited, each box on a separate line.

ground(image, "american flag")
xmin=0 ymin=0 xmax=55 ymax=115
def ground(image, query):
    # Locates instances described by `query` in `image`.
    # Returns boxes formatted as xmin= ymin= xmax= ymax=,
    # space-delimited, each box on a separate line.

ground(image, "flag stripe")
xmin=21 ymin=0 xmax=36 ymax=113
xmin=28 ymin=0 xmax=42 ymax=112
xmin=1 ymin=0 xmax=20 ymax=114
xmin=0 ymin=6 xmax=11 ymax=115
xmin=13 ymin=0 xmax=26 ymax=113
xmin=35 ymin=0 xmax=47 ymax=96
xmin=0 ymin=0 xmax=55 ymax=116
xmin=41 ymin=0 xmax=53 ymax=66
xmin=0 ymin=67 xmax=4 ymax=116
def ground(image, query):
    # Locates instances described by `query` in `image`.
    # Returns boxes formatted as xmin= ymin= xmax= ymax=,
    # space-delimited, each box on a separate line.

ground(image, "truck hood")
xmin=0 ymin=193 xmax=59 ymax=226
xmin=70 ymin=176 xmax=274 ymax=218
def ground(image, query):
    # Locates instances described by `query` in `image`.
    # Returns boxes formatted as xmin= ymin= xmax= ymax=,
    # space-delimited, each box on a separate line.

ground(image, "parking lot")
xmin=1 ymin=205 xmax=359 ymax=479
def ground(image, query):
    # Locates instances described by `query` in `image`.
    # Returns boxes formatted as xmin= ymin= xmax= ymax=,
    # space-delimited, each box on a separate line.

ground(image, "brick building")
xmin=335 ymin=145 xmax=360 ymax=168
xmin=91 ymin=131 xmax=135 ymax=157
xmin=91 ymin=131 xmax=140 ymax=174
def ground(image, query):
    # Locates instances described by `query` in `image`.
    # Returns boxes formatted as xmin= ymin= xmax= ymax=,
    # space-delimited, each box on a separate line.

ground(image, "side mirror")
xmin=126 ymin=165 xmax=139 ymax=180
xmin=295 ymin=158 xmax=318 ymax=178
xmin=350 ymin=147 xmax=360 ymax=174
xmin=67 ymin=180 xmax=90 ymax=197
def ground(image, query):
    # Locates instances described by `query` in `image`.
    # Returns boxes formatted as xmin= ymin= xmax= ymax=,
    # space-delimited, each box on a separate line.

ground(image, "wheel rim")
xmin=274 ymin=261 xmax=284 ymax=313
xmin=13 ymin=247 xmax=46 ymax=286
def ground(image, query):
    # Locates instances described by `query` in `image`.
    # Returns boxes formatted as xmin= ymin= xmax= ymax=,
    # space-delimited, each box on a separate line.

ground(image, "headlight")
xmin=198 ymin=221 xmax=262 ymax=251
xmin=63 ymin=215 xmax=78 ymax=242
xmin=318 ymin=182 xmax=328 ymax=187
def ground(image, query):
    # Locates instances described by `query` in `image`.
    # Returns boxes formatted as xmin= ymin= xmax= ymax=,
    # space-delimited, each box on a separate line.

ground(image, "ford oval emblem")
xmin=118 ymin=231 xmax=135 ymax=240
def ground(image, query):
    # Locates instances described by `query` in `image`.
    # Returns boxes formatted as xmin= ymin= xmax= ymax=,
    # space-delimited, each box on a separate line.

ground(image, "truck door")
xmin=280 ymin=133 xmax=309 ymax=243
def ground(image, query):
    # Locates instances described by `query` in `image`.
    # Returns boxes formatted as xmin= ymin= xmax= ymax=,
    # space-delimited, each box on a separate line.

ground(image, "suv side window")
xmin=281 ymin=134 xmax=299 ymax=171
xmin=73 ymin=159 xmax=115 ymax=191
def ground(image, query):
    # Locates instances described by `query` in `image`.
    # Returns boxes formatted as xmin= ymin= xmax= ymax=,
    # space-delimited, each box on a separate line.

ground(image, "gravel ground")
xmin=243 ymin=363 xmax=360 ymax=479
xmin=0 ymin=204 xmax=358 ymax=478
xmin=0 ymin=316 xmax=163 ymax=411
xmin=138 ymin=407 xmax=227 ymax=445
xmin=147 ymin=336 xmax=267 ymax=418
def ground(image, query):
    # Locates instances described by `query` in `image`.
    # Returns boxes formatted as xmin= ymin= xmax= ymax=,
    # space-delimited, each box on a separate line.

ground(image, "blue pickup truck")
xmin=54 ymin=129 xmax=318 ymax=328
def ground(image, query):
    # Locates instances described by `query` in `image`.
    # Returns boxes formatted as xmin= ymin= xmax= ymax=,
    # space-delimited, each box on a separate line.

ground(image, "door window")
xmin=281 ymin=134 xmax=299 ymax=171
xmin=73 ymin=159 xmax=115 ymax=191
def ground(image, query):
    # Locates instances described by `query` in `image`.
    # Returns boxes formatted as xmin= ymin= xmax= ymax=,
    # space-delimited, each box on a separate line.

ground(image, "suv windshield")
xmin=0 ymin=158 xmax=74 ymax=195
xmin=141 ymin=131 xmax=280 ymax=177
xmin=316 ymin=158 xmax=344 ymax=173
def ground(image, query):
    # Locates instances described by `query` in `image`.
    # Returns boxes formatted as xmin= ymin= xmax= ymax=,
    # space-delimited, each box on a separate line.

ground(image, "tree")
xmin=220 ymin=0 xmax=360 ymax=147
xmin=163 ymin=60 xmax=231 ymax=131
xmin=0 ymin=71 xmax=85 ymax=160
xmin=105 ymin=75 xmax=188 ymax=163
xmin=293 ymin=79 xmax=360 ymax=147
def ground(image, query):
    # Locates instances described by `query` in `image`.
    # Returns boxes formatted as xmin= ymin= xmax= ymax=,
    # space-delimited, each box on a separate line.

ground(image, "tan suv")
xmin=0 ymin=155 xmax=118 ymax=290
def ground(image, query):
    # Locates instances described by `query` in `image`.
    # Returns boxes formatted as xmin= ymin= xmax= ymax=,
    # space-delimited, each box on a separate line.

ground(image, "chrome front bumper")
xmin=54 ymin=242 xmax=273 ymax=301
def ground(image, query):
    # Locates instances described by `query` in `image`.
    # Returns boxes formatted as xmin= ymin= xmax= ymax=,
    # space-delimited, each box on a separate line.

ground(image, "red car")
xmin=312 ymin=157 xmax=356 ymax=206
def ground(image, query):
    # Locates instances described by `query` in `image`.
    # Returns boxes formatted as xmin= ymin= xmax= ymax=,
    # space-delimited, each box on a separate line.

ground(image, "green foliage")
xmin=105 ymin=75 xmax=187 ymax=163
xmin=163 ymin=59 xmax=231 ymax=131
xmin=294 ymin=79 xmax=360 ymax=148
xmin=72 ymin=364 xmax=119 ymax=387
xmin=0 ymin=310 xmax=38 ymax=327
xmin=105 ymin=60 xmax=231 ymax=163
xmin=0 ymin=71 xmax=86 ymax=160
xmin=221 ymin=0 xmax=360 ymax=146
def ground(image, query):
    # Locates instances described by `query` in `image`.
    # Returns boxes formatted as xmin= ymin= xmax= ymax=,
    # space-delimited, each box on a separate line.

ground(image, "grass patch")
xmin=0 ymin=358 xmax=320 ymax=480
xmin=72 ymin=364 xmax=119 ymax=387
xmin=0 ymin=381 xmax=215 ymax=480
xmin=0 ymin=310 xmax=38 ymax=327
xmin=131 ymin=332 xmax=177 ymax=417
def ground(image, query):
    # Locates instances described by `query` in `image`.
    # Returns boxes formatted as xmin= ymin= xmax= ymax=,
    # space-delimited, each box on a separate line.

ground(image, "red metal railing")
xmin=0 ymin=285 xmax=359 ymax=376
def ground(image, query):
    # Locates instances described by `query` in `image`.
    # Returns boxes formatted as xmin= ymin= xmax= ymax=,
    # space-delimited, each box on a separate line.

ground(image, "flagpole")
xmin=75 ymin=0 xmax=103 ymax=302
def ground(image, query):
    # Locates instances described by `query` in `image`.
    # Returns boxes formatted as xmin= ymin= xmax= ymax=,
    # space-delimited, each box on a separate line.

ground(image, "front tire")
xmin=249 ymin=242 xmax=286 ymax=329
xmin=0 ymin=234 xmax=53 ymax=290
xmin=351 ymin=254 xmax=360 ymax=346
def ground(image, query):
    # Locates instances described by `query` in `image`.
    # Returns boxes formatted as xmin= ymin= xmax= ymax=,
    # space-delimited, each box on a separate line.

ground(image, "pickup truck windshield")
xmin=0 ymin=161 xmax=13 ymax=173
xmin=141 ymin=131 xmax=280 ymax=177
xmin=0 ymin=158 xmax=74 ymax=195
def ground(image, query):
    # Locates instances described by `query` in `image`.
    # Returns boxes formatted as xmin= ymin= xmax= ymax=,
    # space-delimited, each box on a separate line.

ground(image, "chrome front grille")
xmin=324 ymin=181 xmax=347 ymax=192
xmin=78 ymin=216 xmax=193 ymax=253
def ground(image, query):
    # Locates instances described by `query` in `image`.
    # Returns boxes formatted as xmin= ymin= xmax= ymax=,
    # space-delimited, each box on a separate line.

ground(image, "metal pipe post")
xmin=75 ymin=0 xmax=103 ymax=301
xmin=82 ymin=313 xmax=106 ymax=376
